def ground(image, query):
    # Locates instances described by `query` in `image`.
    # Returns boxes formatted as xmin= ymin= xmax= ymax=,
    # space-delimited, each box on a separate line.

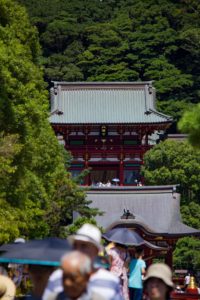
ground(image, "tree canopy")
xmin=142 ymin=140 xmax=200 ymax=269
xmin=17 ymin=0 xmax=200 ymax=122
xmin=142 ymin=140 xmax=200 ymax=204
xmin=179 ymin=104 xmax=200 ymax=148
xmin=0 ymin=0 xmax=97 ymax=243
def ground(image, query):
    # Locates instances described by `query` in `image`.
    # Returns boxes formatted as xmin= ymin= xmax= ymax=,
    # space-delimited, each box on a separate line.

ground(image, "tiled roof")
xmin=50 ymin=82 xmax=172 ymax=124
xmin=86 ymin=186 xmax=200 ymax=236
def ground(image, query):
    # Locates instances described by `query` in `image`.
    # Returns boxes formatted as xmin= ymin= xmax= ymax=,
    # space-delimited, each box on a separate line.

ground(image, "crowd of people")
xmin=0 ymin=223 xmax=185 ymax=300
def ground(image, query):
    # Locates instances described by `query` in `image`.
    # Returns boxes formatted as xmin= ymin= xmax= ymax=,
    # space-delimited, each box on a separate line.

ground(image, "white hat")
xmin=0 ymin=275 xmax=16 ymax=300
xmin=144 ymin=263 xmax=174 ymax=290
xmin=14 ymin=238 xmax=25 ymax=243
xmin=68 ymin=224 xmax=102 ymax=250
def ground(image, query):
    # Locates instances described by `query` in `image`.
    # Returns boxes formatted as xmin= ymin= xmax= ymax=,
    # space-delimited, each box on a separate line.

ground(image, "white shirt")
xmin=43 ymin=268 xmax=122 ymax=300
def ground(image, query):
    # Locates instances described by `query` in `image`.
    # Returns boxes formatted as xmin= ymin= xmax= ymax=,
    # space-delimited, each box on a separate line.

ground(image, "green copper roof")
xmin=50 ymin=82 xmax=172 ymax=124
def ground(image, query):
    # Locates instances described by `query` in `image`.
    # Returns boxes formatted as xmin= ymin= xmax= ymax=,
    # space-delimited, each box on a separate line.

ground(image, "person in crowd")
xmin=8 ymin=238 xmax=26 ymax=289
xmin=54 ymin=251 xmax=104 ymax=300
xmin=0 ymin=264 xmax=8 ymax=276
xmin=128 ymin=248 xmax=146 ymax=300
xmin=143 ymin=263 xmax=174 ymax=300
xmin=43 ymin=224 xmax=122 ymax=300
xmin=0 ymin=274 xmax=16 ymax=300
xmin=106 ymin=181 xmax=111 ymax=187
xmin=184 ymin=272 xmax=191 ymax=290
xmin=28 ymin=265 xmax=56 ymax=300
xmin=107 ymin=243 xmax=130 ymax=300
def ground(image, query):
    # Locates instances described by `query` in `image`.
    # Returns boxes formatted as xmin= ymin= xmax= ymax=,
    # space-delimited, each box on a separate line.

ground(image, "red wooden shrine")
xmin=50 ymin=82 xmax=172 ymax=185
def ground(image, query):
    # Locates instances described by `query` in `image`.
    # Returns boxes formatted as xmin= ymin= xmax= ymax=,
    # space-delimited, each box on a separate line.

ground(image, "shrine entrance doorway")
xmin=89 ymin=163 xmax=119 ymax=186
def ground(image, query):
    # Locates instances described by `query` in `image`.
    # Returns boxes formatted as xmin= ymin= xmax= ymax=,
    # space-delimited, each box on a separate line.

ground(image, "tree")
xmin=174 ymin=237 xmax=200 ymax=270
xmin=142 ymin=140 xmax=200 ymax=270
xmin=63 ymin=216 xmax=98 ymax=237
xmin=174 ymin=202 xmax=200 ymax=271
xmin=0 ymin=0 xmax=97 ymax=242
xmin=142 ymin=140 xmax=200 ymax=204
xmin=179 ymin=104 xmax=200 ymax=148
xmin=174 ymin=201 xmax=200 ymax=271
xmin=18 ymin=0 xmax=200 ymax=121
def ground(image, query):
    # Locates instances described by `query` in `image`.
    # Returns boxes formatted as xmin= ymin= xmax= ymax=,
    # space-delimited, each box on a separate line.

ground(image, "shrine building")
xmin=86 ymin=185 xmax=200 ymax=267
xmin=50 ymin=81 xmax=172 ymax=185
xmin=49 ymin=81 xmax=200 ymax=267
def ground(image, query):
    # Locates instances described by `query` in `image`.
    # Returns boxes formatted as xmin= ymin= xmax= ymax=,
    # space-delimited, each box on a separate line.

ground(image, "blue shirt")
xmin=128 ymin=259 xmax=146 ymax=289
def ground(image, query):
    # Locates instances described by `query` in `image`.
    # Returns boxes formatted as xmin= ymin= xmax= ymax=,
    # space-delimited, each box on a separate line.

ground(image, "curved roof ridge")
xmin=149 ymin=108 xmax=173 ymax=121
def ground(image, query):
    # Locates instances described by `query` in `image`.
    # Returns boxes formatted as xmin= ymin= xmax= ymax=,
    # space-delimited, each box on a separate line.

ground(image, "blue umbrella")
xmin=0 ymin=241 xmax=25 ymax=252
xmin=103 ymin=228 xmax=168 ymax=250
xmin=103 ymin=228 xmax=144 ymax=246
xmin=0 ymin=238 xmax=71 ymax=266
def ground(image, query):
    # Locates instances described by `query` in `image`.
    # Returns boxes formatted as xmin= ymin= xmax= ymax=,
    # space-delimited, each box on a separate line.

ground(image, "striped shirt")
xmin=42 ymin=268 xmax=123 ymax=300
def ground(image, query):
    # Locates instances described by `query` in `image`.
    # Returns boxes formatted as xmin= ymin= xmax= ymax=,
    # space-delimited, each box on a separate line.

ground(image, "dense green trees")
xmin=0 ymin=0 xmax=96 ymax=243
xmin=17 ymin=0 xmax=200 ymax=121
xmin=179 ymin=104 xmax=200 ymax=148
xmin=142 ymin=140 xmax=200 ymax=269
xmin=142 ymin=140 xmax=200 ymax=204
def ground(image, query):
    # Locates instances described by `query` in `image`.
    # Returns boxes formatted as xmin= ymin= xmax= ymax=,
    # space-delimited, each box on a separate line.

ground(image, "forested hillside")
xmin=18 ymin=0 xmax=200 ymax=122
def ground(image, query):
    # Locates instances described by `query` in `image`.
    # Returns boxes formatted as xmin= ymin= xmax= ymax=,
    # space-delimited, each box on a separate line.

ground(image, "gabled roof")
xmin=86 ymin=186 xmax=200 ymax=237
xmin=50 ymin=82 xmax=172 ymax=125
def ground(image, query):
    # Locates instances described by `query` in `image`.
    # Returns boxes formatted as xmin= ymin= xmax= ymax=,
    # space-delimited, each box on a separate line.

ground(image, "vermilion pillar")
xmin=84 ymin=153 xmax=89 ymax=186
xmin=119 ymin=159 xmax=124 ymax=186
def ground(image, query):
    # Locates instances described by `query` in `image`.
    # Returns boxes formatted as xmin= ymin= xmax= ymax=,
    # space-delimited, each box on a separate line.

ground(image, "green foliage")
xmin=63 ymin=216 xmax=98 ymax=237
xmin=181 ymin=202 xmax=200 ymax=229
xmin=143 ymin=140 xmax=200 ymax=269
xmin=174 ymin=202 xmax=200 ymax=270
xmin=17 ymin=0 xmax=200 ymax=121
xmin=0 ymin=0 xmax=97 ymax=243
xmin=179 ymin=104 xmax=200 ymax=148
xmin=174 ymin=237 xmax=200 ymax=270
xmin=142 ymin=140 xmax=200 ymax=204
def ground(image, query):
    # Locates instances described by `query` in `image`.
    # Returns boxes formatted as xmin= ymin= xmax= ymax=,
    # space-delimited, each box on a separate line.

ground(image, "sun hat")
xmin=68 ymin=224 xmax=102 ymax=250
xmin=0 ymin=275 xmax=16 ymax=300
xmin=144 ymin=263 xmax=174 ymax=290
xmin=14 ymin=238 xmax=25 ymax=244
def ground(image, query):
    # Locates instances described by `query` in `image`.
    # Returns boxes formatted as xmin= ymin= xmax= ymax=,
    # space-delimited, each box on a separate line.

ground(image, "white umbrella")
xmin=112 ymin=178 xmax=120 ymax=182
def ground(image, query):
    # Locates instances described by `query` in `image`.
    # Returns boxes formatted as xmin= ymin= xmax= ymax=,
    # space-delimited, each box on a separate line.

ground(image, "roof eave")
xmin=107 ymin=220 xmax=200 ymax=237
xmin=50 ymin=121 xmax=172 ymax=125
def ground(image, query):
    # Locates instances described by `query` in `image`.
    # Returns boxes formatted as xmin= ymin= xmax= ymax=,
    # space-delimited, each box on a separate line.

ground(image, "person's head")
xmin=144 ymin=263 xmax=174 ymax=300
xmin=68 ymin=224 xmax=102 ymax=262
xmin=135 ymin=248 xmax=144 ymax=258
xmin=0 ymin=275 xmax=16 ymax=300
xmin=115 ymin=243 xmax=127 ymax=251
xmin=61 ymin=251 xmax=92 ymax=299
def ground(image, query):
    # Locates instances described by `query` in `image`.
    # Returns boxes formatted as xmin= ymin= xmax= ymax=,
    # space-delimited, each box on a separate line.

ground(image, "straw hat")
xmin=144 ymin=263 xmax=174 ymax=290
xmin=0 ymin=275 xmax=16 ymax=300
